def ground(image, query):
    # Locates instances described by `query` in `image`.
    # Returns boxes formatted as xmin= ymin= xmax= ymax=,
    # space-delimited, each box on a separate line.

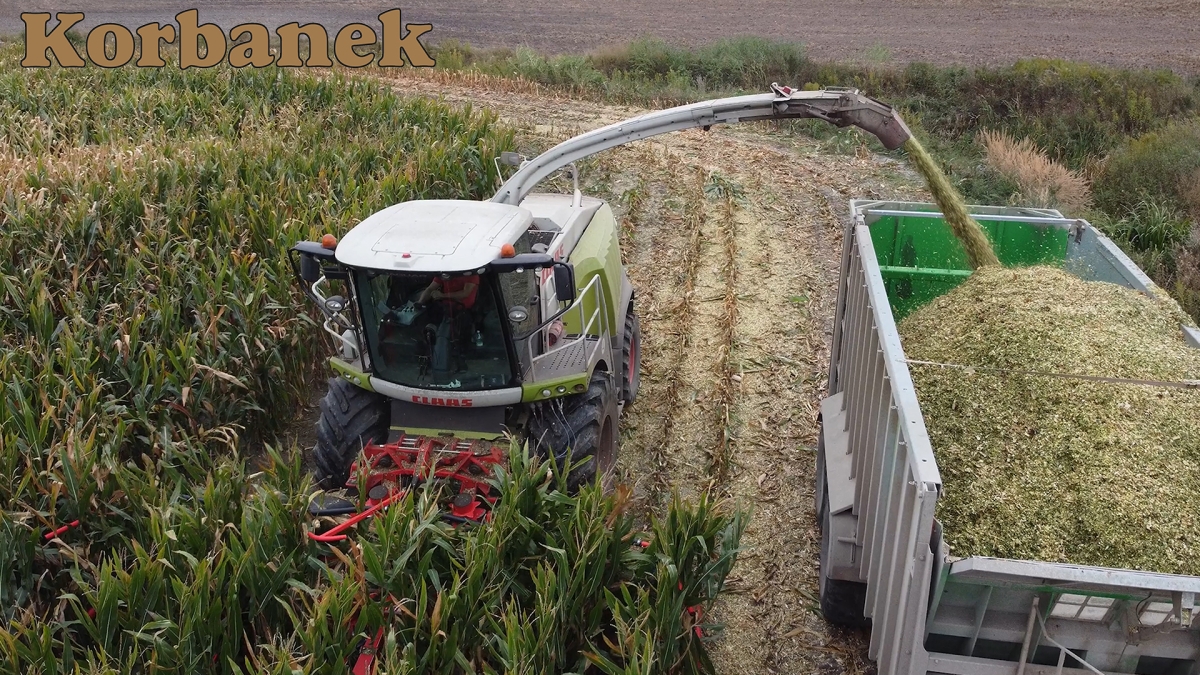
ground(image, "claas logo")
xmin=411 ymin=396 xmax=473 ymax=408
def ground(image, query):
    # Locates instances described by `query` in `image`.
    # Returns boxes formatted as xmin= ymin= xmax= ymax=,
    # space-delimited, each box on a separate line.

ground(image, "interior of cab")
xmin=357 ymin=271 xmax=515 ymax=391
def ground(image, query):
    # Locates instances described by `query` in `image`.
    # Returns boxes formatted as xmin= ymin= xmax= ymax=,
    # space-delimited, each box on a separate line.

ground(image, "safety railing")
xmin=830 ymin=223 xmax=943 ymax=675
xmin=520 ymin=273 xmax=610 ymax=382
xmin=310 ymin=275 xmax=361 ymax=358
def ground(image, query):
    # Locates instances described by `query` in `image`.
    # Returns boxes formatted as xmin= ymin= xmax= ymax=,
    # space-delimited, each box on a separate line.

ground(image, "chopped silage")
xmin=898 ymin=266 xmax=1200 ymax=575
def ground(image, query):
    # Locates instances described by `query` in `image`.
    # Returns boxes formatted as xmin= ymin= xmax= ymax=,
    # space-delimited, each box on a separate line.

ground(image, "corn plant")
xmin=0 ymin=41 xmax=747 ymax=674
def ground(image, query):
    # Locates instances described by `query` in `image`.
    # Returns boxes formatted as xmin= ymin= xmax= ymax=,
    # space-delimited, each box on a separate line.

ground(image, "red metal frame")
xmin=351 ymin=626 xmax=386 ymax=675
xmin=307 ymin=434 xmax=505 ymax=543
xmin=44 ymin=519 xmax=79 ymax=540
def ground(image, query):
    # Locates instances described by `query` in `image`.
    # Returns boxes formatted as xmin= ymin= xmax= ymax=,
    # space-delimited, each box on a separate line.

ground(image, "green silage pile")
xmin=899 ymin=266 xmax=1200 ymax=575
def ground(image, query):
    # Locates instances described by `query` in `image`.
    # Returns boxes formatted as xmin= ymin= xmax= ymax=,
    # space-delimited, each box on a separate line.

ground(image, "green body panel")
xmin=520 ymin=372 xmax=591 ymax=402
xmin=565 ymin=204 xmax=624 ymax=341
xmin=868 ymin=214 xmax=1069 ymax=319
xmin=329 ymin=356 xmax=375 ymax=392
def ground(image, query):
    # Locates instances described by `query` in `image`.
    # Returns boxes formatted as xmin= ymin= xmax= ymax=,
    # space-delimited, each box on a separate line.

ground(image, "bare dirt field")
xmin=6 ymin=0 xmax=1200 ymax=72
xmin=367 ymin=67 xmax=929 ymax=674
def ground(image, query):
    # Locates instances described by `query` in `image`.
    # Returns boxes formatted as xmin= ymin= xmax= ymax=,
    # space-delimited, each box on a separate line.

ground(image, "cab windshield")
xmin=357 ymin=271 xmax=515 ymax=390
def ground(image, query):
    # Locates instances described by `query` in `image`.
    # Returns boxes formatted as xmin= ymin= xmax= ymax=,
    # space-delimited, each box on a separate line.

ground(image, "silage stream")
xmin=904 ymin=137 xmax=999 ymax=268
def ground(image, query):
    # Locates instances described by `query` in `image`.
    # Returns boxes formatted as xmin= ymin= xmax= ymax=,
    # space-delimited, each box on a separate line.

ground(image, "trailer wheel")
xmin=529 ymin=370 xmax=619 ymax=493
xmin=312 ymin=377 xmax=390 ymax=490
xmin=621 ymin=306 xmax=642 ymax=404
xmin=819 ymin=484 xmax=870 ymax=628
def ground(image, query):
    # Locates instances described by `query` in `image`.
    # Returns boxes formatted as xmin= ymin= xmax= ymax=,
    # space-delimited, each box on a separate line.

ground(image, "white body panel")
xmin=369 ymin=376 xmax=523 ymax=407
xmin=335 ymin=199 xmax=532 ymax=272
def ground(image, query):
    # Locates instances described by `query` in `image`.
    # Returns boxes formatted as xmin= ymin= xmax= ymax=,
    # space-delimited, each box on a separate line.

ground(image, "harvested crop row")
xmin=632 ymin=159 xmax=710 ymax=506
xmin=899 ymin=266 xmax=1200 ymax=575
xmin=704 ymin=171 xmax=742 ymax=485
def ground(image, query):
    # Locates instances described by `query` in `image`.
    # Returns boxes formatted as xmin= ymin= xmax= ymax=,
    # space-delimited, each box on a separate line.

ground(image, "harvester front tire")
xmin=312 ymin=377 xmax=389 ymax=490
xmin=621 ymin=307 xmax=642 ymax=404
xmin=529 ymin=370 xmax=618 ymax=493
xmin=818 ymin=485 xmax=870 ymax=628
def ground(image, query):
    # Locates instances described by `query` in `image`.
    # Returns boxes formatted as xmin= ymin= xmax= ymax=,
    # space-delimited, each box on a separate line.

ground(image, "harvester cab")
xmin=292 ymin=191 xmax=634 ymax=523
xmin=291 ymin=85 xmax=912 ymax=532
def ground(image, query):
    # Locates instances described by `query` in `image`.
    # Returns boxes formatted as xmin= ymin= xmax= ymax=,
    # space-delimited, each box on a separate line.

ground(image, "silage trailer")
xmin=817 ymin=200 xmax=1200 ymax=675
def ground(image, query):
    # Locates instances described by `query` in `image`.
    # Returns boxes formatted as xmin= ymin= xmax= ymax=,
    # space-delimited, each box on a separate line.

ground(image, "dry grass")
xmin=899 ymin=266 xmax=1200 ymax=575
xmin=980 ymin=129 xmax=1093 ymax=212
xmin=367 ymin=64 xmax=563 ymax=99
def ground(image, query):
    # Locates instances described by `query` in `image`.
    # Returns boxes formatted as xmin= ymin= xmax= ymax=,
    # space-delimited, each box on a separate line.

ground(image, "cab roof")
xmin=335 ymin=200 xmax=533 ymax=272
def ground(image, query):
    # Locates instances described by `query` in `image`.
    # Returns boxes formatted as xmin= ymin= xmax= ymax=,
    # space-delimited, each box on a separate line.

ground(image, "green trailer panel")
xmin=866 ymin=211 xmax=1070 ymax=319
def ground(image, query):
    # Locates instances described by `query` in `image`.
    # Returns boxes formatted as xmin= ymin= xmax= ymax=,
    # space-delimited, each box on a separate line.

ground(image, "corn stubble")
xmin=899 ymin=266 xmax=1200 ymax=575
xmin=0 ymin=45 xmax=746 ymax=674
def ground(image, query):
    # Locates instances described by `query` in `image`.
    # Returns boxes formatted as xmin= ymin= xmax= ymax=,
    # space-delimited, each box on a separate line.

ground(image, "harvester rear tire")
xmin=818 ymin=485 xmax=871 ymax=628
xmin=312 ymin=377 xmax=390 ymax=490
xmin=621 ymin=307 xmax=641 ymax=404
xmin=529 ymin=370 xmax=618 ymax=493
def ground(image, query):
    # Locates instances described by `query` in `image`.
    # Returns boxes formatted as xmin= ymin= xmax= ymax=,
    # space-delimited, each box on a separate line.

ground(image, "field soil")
xmin=367 ymin=68 xmax=927 ymax=673
xmin=8 ymin=0 xmax=1200 ymax=72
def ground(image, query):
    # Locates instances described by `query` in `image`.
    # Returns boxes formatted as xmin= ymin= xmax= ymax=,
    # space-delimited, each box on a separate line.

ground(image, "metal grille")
xmin=531 ymin=338 xmax=590 ymax=380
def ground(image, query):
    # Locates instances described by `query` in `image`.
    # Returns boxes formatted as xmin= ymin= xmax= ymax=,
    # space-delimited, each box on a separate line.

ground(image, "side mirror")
xmin=489 ymin=254 xmax=574 ymax=302
xmin=490 ymin=252 xmax=553 ymax=272
xmin=553 ymin=262 xmax=575 ymax=303
xmin=299 ymin=254 xmax=321 ymax=283
xmin=292 ymin=241 xmax=347 ymax=281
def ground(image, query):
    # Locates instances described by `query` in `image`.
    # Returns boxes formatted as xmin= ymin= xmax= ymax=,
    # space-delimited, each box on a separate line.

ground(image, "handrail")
xmin=312 ymin=275 xmax=360 ymax=356
xmin=520 ymin=273 xmax=610 ymax=381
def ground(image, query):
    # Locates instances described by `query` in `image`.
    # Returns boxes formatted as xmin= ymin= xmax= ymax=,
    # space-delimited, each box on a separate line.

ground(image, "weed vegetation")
xmin=0 ymin=43 xmax=744 ymax=674
xmin=978 ymin=130 xmax=1092 ymax=212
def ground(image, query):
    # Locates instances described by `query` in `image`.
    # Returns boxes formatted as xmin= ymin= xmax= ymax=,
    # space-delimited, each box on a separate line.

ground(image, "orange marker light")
xmin=320 ymin=233 xmax=338 ymax=249
xmin=500 ymin=243 xmax=516 ymax=258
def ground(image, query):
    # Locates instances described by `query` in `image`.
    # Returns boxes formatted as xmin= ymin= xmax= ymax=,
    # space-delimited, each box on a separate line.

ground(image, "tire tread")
xmin=312 ymin=377 xmax=389 ymax=489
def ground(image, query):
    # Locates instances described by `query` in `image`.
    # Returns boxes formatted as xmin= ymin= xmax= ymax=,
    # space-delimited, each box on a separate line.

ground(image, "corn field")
xmin=0 ymin=43 xmax=746 ymax=674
